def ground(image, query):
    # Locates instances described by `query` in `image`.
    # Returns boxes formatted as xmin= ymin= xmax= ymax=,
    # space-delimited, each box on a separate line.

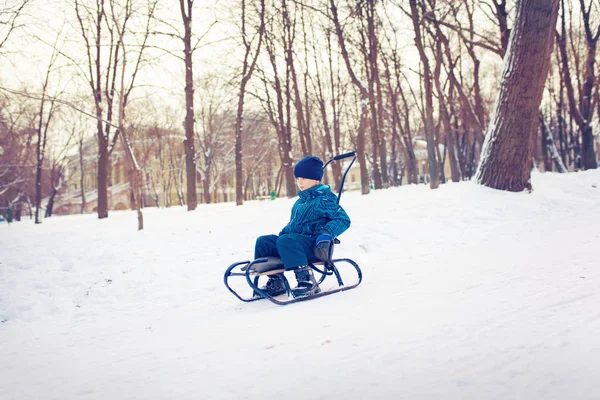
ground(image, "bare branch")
xmin=0 ymin=86 xmax=119 ymax=129
xmin=0 ymin=0 xmax=30 ymax=51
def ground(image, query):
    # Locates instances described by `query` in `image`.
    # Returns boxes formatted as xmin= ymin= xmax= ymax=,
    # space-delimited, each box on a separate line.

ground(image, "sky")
xmin=2 ymin=169 xmax=599 ymax=399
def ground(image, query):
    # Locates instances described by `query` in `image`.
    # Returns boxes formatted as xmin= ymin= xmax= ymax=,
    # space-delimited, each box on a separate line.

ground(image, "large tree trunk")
xmin=476 ymin=0 xmax=559 ymax=191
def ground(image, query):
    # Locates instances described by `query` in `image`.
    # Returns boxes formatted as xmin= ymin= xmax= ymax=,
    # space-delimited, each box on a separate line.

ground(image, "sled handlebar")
xmin=323 ymin=151 xmax=357 ymax=205
xmin=333 ymin=151 xmax=356 ymax=161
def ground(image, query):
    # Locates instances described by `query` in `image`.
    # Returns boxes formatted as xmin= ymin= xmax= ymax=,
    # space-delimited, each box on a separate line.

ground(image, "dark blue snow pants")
xmin=254 ymin=234 xmax=317 ymax=270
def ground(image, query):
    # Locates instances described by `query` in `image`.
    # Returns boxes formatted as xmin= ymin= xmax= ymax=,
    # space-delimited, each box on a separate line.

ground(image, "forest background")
xmin=0 ymin=0 xmax=598 ymax=226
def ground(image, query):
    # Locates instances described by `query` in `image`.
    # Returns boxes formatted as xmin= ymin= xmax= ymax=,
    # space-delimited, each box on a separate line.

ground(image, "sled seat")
xmin=240 ymin=257 xmax=285 ymax=276
xmin=242 ymin=257 xmax=327 ymax=276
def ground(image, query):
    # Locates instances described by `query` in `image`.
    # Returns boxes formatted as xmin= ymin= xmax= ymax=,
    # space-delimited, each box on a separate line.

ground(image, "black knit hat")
xmin=294 ymin=156 xmax=324 ymax=181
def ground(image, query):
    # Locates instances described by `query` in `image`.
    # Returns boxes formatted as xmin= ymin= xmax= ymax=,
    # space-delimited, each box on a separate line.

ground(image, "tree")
xmin=539 ymin=111 xmax=568 ymax=172
xmin=234 ymin=0 xmax=265 ymax=205
xmin=180 ymin=0 xmax=198 ymax=211
xmin=476 ymin=0 xmax=559 ymax=191
xmin=153 ymin=1 xmax=218 ymax=208
xmin=34 ymin=47 xmax=61 ymax=224
xmin=0 ymin=95 xmax=34 ymax=221
xmin=74 ymin=0 xmax=156 ymax=219
xmin=45 ymin=136 xmax=73 ymax=218
xmin=408 ymin=0 xmax=440 ymax=189
xmin=378 ymin=15 xmax=419 ymax=185
xmin=282 ymin=0 xmax=311 ymax=156
xmin=195 ymin=75 xmax=233 ymax=204
xmin=363 ymin=0 xmax=389 ymax=188
xmin=112 ymin=0 xmax=156 ymax=230
xmin=330 ymin=0 xmax=370 ymax=195
xmin=310 ymin=19 xmax=344 ymax=189
xmin=556 ymin=0 xmax=599 ymax=170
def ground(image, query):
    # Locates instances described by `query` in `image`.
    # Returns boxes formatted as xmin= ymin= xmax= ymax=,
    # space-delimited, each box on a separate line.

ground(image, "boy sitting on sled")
xmin=254 ymin=155 xmax=351 ymax=298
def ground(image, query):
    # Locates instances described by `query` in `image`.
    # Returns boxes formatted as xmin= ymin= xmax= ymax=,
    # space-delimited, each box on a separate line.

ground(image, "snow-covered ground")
xmin=2 ymin=170 xmax=599 ymax=400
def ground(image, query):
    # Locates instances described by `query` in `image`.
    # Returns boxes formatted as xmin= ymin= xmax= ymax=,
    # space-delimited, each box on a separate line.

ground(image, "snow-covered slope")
xmin=2 ymin=170 xmax=599 ymax=400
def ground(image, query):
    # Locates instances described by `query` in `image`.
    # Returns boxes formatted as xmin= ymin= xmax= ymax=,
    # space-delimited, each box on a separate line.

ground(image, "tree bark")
xmin=476 ymin=0 xmax=559 ymax=191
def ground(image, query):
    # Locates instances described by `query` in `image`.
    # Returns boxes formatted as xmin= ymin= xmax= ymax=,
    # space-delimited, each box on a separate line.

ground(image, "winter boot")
xmin=260 ymin=276 xmax=286 ymax=297
xmin=292 ymin=266 xmax=321 ymax=298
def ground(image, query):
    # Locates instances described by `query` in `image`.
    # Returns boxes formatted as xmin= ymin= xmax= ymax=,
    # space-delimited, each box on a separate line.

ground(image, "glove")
xmin=315 ymin=233 xmax=332 ymax=249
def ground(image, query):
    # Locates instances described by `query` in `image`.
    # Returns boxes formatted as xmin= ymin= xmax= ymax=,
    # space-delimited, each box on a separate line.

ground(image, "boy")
xmin=254 ymin=155 xmax=351 ymax=298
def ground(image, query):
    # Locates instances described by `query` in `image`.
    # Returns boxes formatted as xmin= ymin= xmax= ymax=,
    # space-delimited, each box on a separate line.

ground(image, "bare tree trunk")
xmin=282 ymin=0 xmax=310 ymax=156
xmin=180 ymin=0 xmax=197 ymax=210
xmin=262 ymin=28 xmax=296 ymax=198
xmin=432 ymin=37 xmax=461 ymax=182
xmin=324 ymin=30 xmax=343 ymax=188
xmin=78 ymin=136 xmax=87 ymax=213
xmin=556 ymin=0 xmax=598 ymax=170
xmin=314 ymin=62 xmax=340 ymax=186
xmin=330 ymin=0 xmax=370 ymax=194
xmin=366 ymin=0 xmax=389 ymax=187
xmin=75 ymin=0 xmax=109 ymax=219
xmin=45 ymin=188 xmax=56 ymax=218
xmin=540 ymin=112 xmax=567 ymax=173
xmin=235 ymin=0 xmax=265 ymax=205
xmin=75 ymin=0 xmax=132 ymax=219
xmin=34 ymin=47 xmax=59 ymax=224
xmin=554 ymin=50 xmax=568 ymax=168
xmin=361 ymin=2 xmax=383 ymax=189
xmin=380 ymin=48 xmax=406 ymax=186
xmin=428 ymin=11 xmax=484 ymax=151
xmin=112 ymin=0 xmax=154 ymax=230
xmin=409 ymin=0 xmax=439 ymax=189
xmin=391 ymin=52 xmax=418 ymax=185
xmin=476 ymin=0 xmax=559 ymax=191
xmin=34 ymin=94 xmax=49 ymax=224
xmin=45 ymin=163 xmax=65 ymax=218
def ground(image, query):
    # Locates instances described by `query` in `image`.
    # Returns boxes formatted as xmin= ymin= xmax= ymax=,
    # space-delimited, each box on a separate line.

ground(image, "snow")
xmin=2 ymin=170 xmax=600 ymax=400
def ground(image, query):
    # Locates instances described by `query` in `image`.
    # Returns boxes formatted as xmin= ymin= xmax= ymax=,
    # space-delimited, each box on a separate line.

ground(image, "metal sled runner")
xmin=223 ymin=152 xmax=363 ymax=305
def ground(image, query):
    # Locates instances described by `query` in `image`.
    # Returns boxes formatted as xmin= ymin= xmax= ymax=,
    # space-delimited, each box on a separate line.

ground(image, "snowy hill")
xmin=2 ymin=170 xmax=600 ymax=400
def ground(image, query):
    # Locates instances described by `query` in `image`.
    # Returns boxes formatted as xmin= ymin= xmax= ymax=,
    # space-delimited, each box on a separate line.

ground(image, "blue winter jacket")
xmin=280 ymin=184 xmax=351 ymax=239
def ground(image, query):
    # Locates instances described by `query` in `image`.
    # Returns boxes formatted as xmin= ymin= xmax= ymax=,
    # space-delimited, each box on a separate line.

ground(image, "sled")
xmin=223 ymin=151 xmax=363 ymax=305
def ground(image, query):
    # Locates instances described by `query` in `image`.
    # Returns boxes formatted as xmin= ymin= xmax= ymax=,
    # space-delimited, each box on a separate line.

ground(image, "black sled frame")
xmin=223 ymin=151 xmax=363 ymax=305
